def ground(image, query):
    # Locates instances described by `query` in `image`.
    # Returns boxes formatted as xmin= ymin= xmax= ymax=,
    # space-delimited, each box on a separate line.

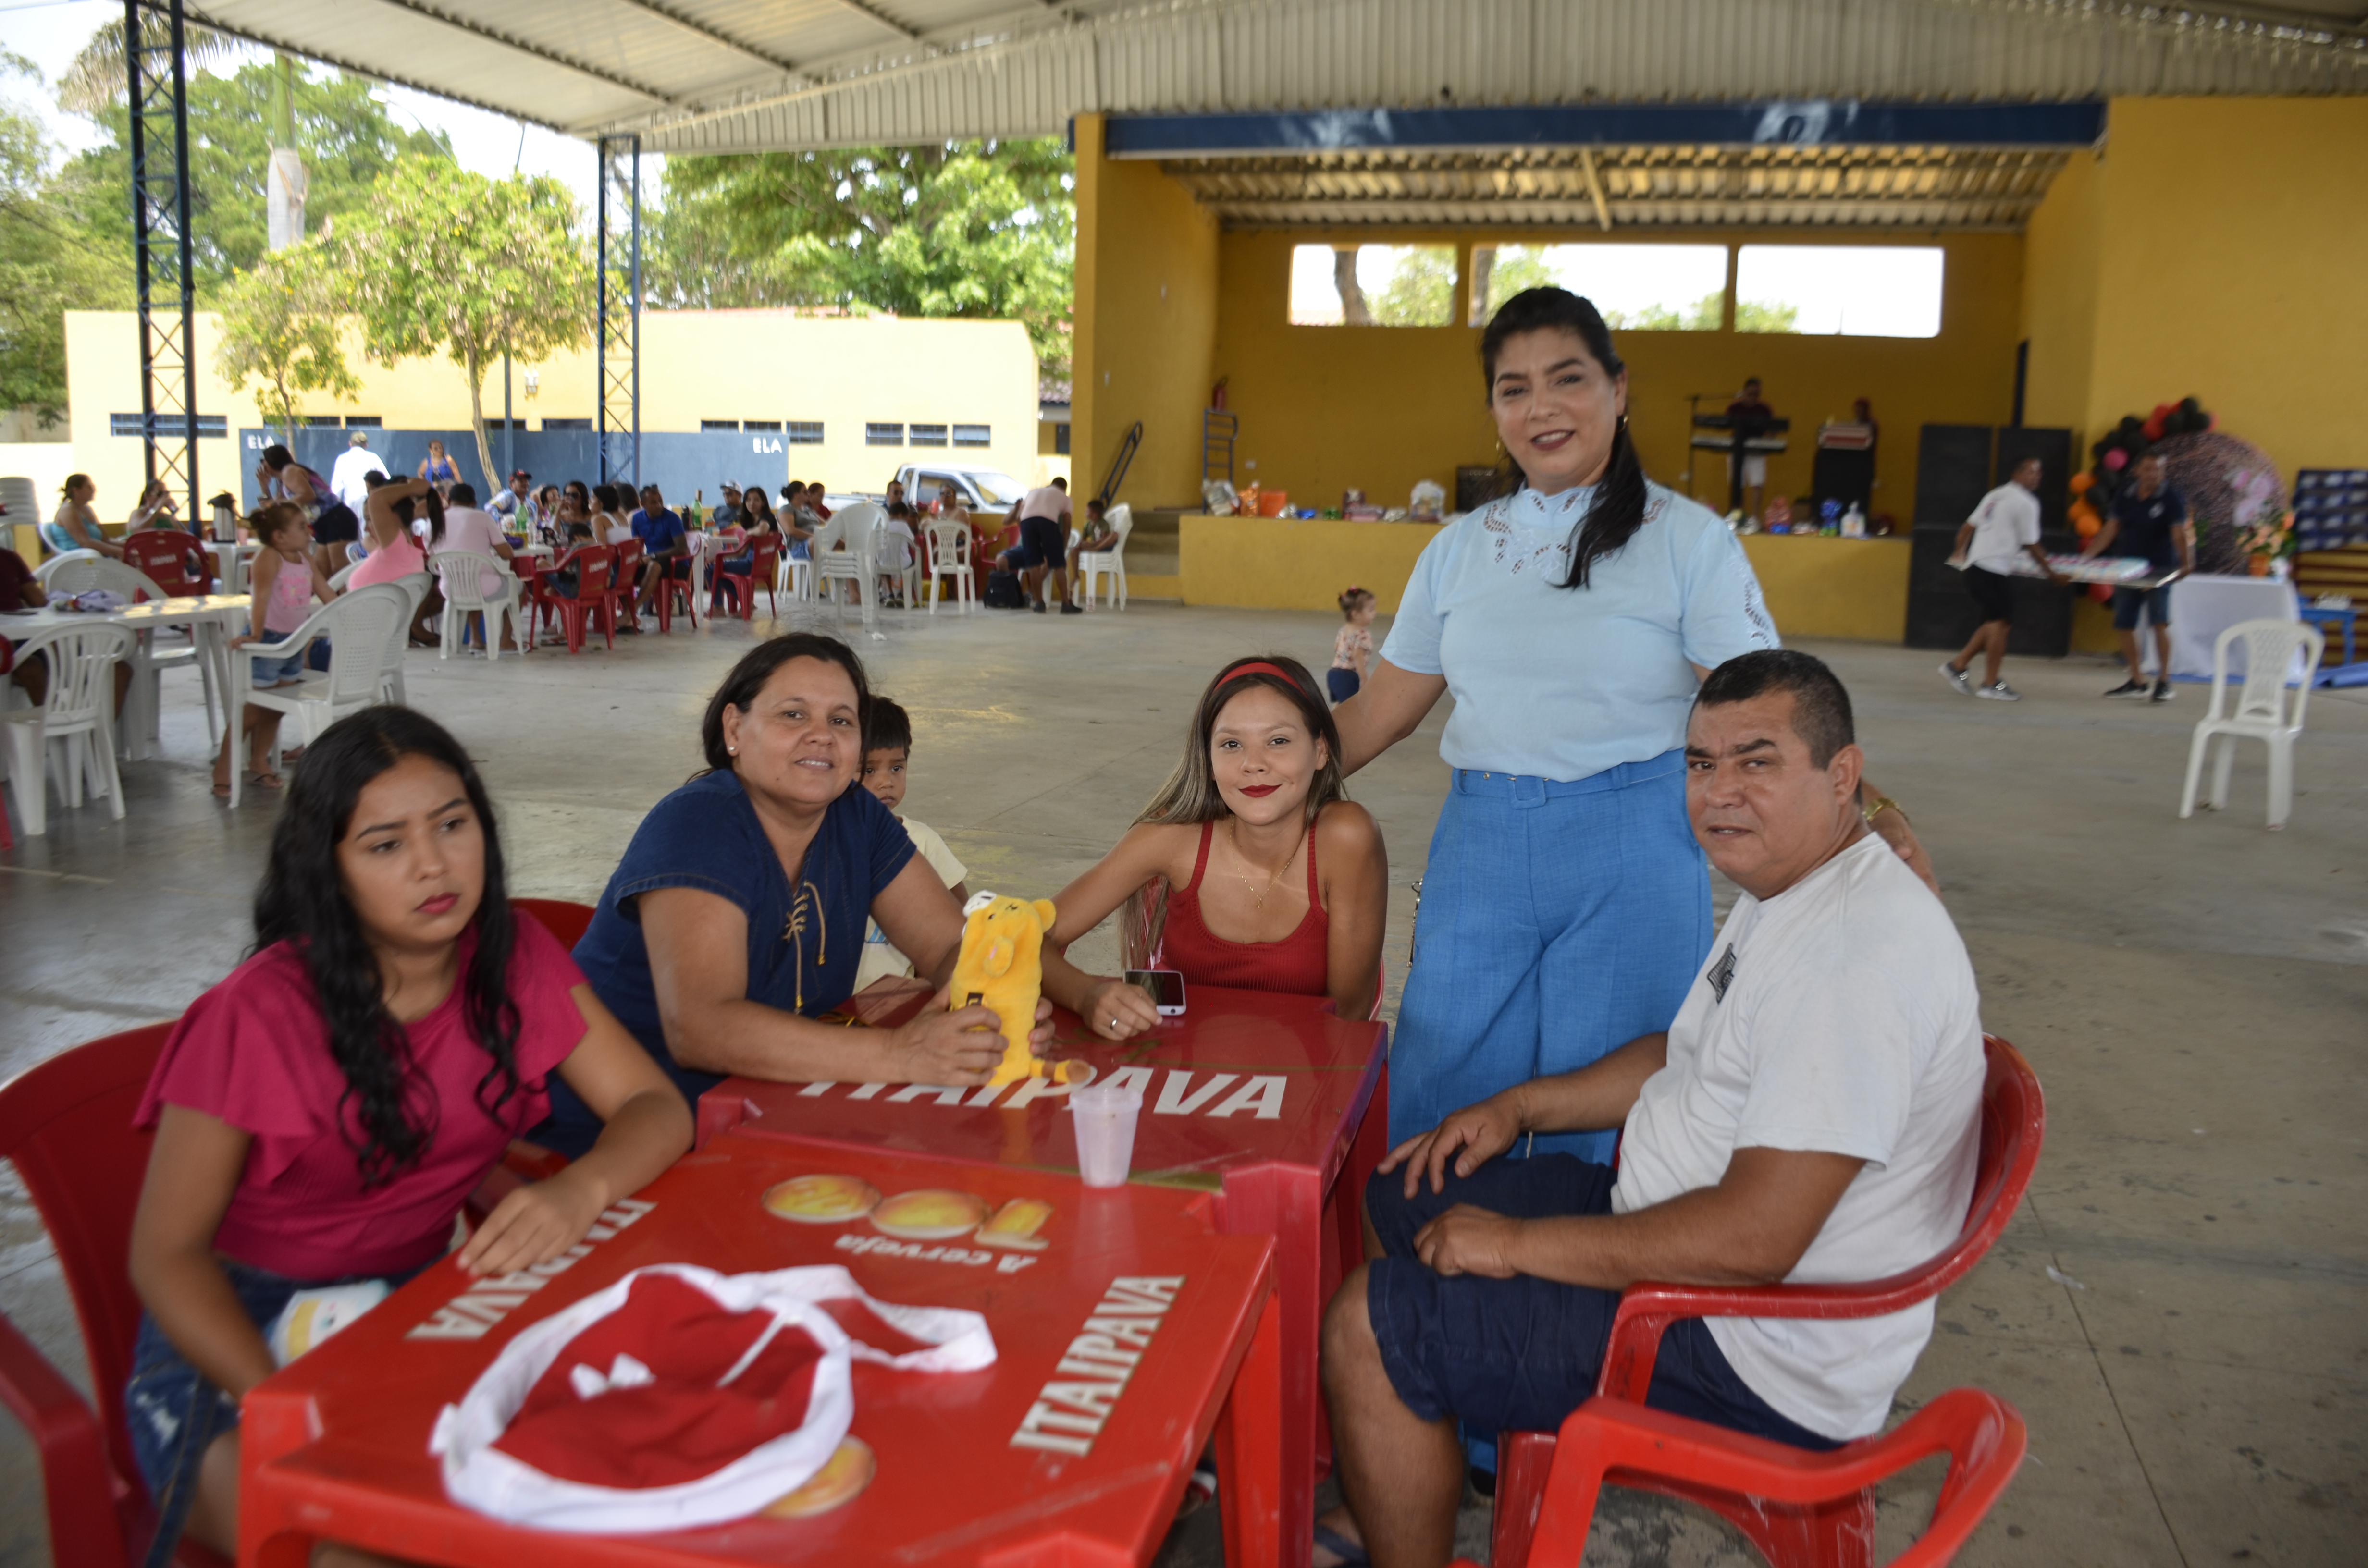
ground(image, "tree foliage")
xmin=0 ymin=53 xmax=132 ymax=424
xmin=334 ymin=159 xmax=592 ymax=489
xmin=59 ymin=33 xmax=450 ymax=295
xmin=1373 ymin=247 xmax=1456 ymax=327
xmin=213 ymin=241 xmax=359 ymax=447
xmin=646 ymin=140 xmax=1074 ymax=377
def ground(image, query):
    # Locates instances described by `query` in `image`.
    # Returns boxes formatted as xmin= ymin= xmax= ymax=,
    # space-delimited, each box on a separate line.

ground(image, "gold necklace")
xmin=1229 ymin=820 xmax=1306 ymax=910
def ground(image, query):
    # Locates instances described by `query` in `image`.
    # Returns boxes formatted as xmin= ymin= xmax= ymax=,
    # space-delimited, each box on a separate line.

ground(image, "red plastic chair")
xmin=121 ymin=531 xmax=213 ymax=596
xmin=547 ymin=547 xmax=618 ymax=655
xmin=650 ymin=549 xmax=698 ymax=633
xmin=1489 ymin=1035 xmax=2046 ymax=1568
xmin=1464 ymin=1388 xmax=2026 ymax=1568
xmin=510 ymin=896 xmax=597 ymax=948
xmin=716 ymin=534 xmax=781 ymax=620
xmin=0 ymin=1021 xmax=227 ymax=1568
xmin=606 ymin=537 xmax=645 ymax=630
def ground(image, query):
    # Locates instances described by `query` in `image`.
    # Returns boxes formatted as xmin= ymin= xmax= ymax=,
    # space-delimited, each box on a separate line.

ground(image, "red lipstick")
xmin=1237 ymin=784 xmax=1280 ymax=798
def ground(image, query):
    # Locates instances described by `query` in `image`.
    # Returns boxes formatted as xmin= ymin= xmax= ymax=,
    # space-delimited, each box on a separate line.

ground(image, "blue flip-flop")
xmin=1313 ymin=1522 xmax=1372 ymax=1568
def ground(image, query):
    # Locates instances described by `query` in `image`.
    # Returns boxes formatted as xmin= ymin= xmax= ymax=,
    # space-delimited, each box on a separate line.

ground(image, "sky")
xmin=1 ymin=0 xmax=610 ymax=211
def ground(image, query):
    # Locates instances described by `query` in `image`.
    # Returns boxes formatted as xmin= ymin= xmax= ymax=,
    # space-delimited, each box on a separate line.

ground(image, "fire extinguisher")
xmin=1211 ymin=376 xmax=1229 ymax=412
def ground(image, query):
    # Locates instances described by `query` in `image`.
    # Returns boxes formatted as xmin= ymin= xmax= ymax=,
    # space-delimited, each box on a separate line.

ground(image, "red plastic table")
xmin=239 ymin=1133 xmax=1282 ymax=1567
xmin=699 ymin=981 xmax=1392 ymax=1568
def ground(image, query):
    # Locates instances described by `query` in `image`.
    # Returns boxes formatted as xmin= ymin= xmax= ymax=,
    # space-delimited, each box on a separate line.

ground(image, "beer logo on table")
xmin=1010 ymin=1276 xmax=1185 ymax=1458
xmin=765 ymin=1176 xmax=1058 ymax=1271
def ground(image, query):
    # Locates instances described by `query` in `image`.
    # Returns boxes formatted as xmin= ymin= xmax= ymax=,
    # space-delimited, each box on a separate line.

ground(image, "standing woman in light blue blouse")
xmin=1333 ymin=288 xmax=1933 ymax=1164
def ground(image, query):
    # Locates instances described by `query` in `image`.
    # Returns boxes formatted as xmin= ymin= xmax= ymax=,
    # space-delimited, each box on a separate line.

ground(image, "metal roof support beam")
xmin=1105 ymin=101 xmax=2111 ymax=158
xmin=127 ymin=0 xmax=199 ymax=521
xmin=1579 ymin=148 xmax=1611 ymax=232
xmin=597 ymin=135 xmax=641 ymax=490
xmin=606 ymin=0 xmax=812 ymax=78
xmin=815 ymin=0 xmax=923 ymax=42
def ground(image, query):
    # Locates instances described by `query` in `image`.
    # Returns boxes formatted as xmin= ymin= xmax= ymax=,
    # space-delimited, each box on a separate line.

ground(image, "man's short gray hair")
xmin=348 ymin=430 xmax=369 ymax=445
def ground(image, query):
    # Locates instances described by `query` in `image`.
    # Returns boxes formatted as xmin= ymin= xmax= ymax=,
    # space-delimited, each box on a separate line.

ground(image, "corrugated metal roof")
xmin=188 ymin=0 xmax=2367 ymax=148
xmin=1165 ymin=145 xmax=2072 ymax=229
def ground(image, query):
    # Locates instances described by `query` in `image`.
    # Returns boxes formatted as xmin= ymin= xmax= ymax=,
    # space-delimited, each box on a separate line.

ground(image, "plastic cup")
xmin=1069 ymin=1082 xmax=1144 ymax=1188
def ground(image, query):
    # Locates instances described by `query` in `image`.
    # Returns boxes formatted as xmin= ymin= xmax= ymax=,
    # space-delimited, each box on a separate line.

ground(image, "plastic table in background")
xmin=240 ymin=1133 xmax=1281 ymax=1568
xmin=699 ymin=982 xmax=1392 ymax=1568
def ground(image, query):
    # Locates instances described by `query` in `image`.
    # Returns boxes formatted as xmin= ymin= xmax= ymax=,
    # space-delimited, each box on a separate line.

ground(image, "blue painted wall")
xmin=239 ymin=429 xmax=794 ymax=514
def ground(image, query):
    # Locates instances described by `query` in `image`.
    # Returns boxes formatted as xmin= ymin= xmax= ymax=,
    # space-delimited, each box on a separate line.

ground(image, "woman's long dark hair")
xmin=697 ymin=633 xmax=873 ymax=778
xmin=1480 ymin=286 xmax=1651 ymax=588
xmin=253 ymin=706 xmax=521 ymax=1188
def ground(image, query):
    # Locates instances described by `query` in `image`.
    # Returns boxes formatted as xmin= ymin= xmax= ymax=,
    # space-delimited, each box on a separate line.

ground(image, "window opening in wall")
xmin=542 ymin=417 xmax=590 ymax=430
xmin=866 ymin=423 xmax=904 ymax=446
xmin=910 ymin=423 xmax=949 ymax=447
xmin=701 ymin=419 xmax=740 ymax=432
xmin=121 ymin=413 xmax=225 ymax=437
xmin=345 ymin=416 xmax=382 ymax=428
xmin=787 ymin=421 xmax=824 ymax=444
xmin=1290 ymin=244 xmax=1458 ymax=326
xmin=1733 ymin=246 xmax=1944 ymax=337
xmin=1054 ymin=423 xmax=1071 ymax=456
xmin=742 ymin=420 xmax=782 ymax=431
xmin=1467 ymin=244 xmax=1729 ymax=330
xmin=952 ymin=423 xmax=991 ymax=448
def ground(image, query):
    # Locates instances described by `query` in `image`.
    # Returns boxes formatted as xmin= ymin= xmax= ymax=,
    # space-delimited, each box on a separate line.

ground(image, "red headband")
xmin=1217 ymin=661 xmax=1303 ymax=691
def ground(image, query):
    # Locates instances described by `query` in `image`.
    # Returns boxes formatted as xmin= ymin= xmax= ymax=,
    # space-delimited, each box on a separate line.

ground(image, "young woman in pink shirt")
xmin=129 ymin=707 xmax=691 ymax=1566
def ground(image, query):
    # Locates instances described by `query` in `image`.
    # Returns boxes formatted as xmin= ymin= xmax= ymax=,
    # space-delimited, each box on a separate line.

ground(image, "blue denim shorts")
xmin=249 ymin=650 xmax=307 ymax=686
xmin=1364 ymin=1156 xmax=1838 ymax=1450
xmin=124 ymin=1256 xmax=420 ymax=1567
xmin=2112 ymin=583 xmax=2174 ymax=631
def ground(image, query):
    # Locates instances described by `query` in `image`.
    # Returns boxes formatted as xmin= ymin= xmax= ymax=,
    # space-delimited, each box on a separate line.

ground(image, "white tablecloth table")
xmin=2144 ymin=574 xmax=2303 ymax=683
xmin=2 ymin=595 xmax=250 ymax=760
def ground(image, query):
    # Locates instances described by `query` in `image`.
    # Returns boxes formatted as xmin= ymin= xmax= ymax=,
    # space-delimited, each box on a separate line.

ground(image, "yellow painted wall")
xmin=1739 ymin=535 xmax=1909 ymax=642
xmin=2082 ymin=98 xmax=2368 ymax=478
xmin=1178 ymin=515 xmax=1441 ymax=612
xmin=1202 ymin=228 xmax=2023 ymax=521
xmin=1071 ymin=114 xmax=1221 ymax=514
xmin=59 ymin=309 xmax=1039 ymax=520
xmin=2018 ymin=148 xmax=2103 ymax=440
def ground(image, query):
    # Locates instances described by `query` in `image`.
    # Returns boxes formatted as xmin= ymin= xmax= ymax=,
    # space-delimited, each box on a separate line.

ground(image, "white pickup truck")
xmin=886 ymin=461 xmax=1034 ymax=516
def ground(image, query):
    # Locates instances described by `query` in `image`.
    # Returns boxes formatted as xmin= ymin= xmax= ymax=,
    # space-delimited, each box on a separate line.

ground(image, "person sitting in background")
xmin=742 ymin=486 xmax=779 ymax=537
xmin=803 ymin=481 xmax=833 ymax=522
xmin=877 ymin=501 xmax=918 ymax=604
xmin=416 ymin=439 xmax=459 ymax=500
xmin=348 ymin=478 xmax=432 ymax=592
xmin=589 ymin=483 xmax=631 ymax=548
xmin=128 ymin=477 xmax=183 ymax=533
xmin=706 ymin=504 xmax=751 ymax=612
xmin=1045 ymin=655 xmax=1389 ymax=1034
xmin=129 ymin=706 xmax=691 ymax=1568
xmin=485 ymin=470 xmax=538 ymax=533
xmin=215 ymin=503 xmax=333 ymax=798
xmin=784 ymin=479 xmax=825 ymax=539
xmin=886 ymin=478 xmax=908 ymax=512
xmin=629 ymin=483 xmax=690 ymax=618
xmin=1314 ymin=651 xmax=1982 ymax=1568
xmin=531 ymin=634 xmax=1072 ymax=1157
xmin=432 ymin=482 xmax=518 ymax=652
xmin=50 ymin=473 xmax=125 ymax=559
xmin=854 ymin=698 xmax=970 ymax=990
xmin=711 ymin=484 xmax=745 ymax=528
xmin=532 ymin=485 xmax=564 ymax=543
xmin=1065 ymin=497 xmax=1120 ymax=600
xmin=328 ymin=432 xmax=386 ymax=516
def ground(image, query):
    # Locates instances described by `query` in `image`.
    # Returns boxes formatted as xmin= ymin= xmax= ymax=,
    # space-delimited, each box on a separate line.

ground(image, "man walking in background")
xmin=1941 ymin=457 xmax=2064 ymax=702
xmin=1006 ymin=475 xmax=1078 ymax=615
xmin=2085 ymin=452 xmax=2192 ymax=703
xmin=328 ymin=431 xmax=385 ymax=514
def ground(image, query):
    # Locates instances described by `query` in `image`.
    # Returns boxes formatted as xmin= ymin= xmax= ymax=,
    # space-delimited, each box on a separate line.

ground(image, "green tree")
xmin=1373 ymin=247 xmax=1455 ymax=326
xmin=334 ymin=159 xmax=592 ymax=488
xmin=1604 ymin=291 xmax=1725 ymax=331
xmin=57 ymin=20 xmax=451 ymax=296
xmin=213 ymin=240 xmax=359 ymax=448
xmin=1735 ymin=297 xmax=1803 ymax=333
xmin=647 ymin=140 xmax=1074 ymax=378
xmin=0 ymin=53 xmax=133 ymax=424
xmin=1476 ymin=246 xmax=1559 ymax=319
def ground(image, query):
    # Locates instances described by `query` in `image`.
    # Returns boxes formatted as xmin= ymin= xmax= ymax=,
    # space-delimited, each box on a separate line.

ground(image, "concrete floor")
xmin=2 ymin=597 xmax=2363 ymax=1566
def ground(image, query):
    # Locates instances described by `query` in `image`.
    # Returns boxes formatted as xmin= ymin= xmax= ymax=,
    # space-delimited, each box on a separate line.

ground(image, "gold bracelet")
xmin=1861 ymin=795 xmax=1908 ymax=828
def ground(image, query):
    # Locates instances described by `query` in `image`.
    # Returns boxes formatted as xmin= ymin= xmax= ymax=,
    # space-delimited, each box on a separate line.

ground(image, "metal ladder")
xmin=1096 ymin=421 xmax=1143 ymax=509
xmin=1202 ymin=409 xmax=1239 ymax=486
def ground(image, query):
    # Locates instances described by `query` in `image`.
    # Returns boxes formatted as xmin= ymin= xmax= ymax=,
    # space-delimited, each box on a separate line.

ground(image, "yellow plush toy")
xmin=952 ymin=893 xmax=1059 ymax=1087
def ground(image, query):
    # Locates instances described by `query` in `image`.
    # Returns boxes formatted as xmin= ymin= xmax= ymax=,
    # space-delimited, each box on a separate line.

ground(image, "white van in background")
xmin=887 ymin=462 xmax=1032 ymax=516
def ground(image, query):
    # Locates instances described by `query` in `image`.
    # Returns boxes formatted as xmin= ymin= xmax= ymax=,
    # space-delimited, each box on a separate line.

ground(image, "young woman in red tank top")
xmin=1045 ymin=654 xmax=1389 ymax=1037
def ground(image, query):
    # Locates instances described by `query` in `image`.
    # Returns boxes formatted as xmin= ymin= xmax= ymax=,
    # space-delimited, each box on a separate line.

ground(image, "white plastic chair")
xmin=1079 ymin=503 xmax=1133 ymax=610
xmin=36 ymin=557 xmax=215 ymax=756
xmin=381 ymin=573 xmax=430 ymax=704
xmin=30 ymin=550 xmax=108 ymax=588
xmin=328 ymin=560 xmax=361 ymax=590
xmin=925 ymin=519 xmax=975 ymax=613
xmin=779 ymin=543 xmax=814 ymax=603
xmin=811 ymin=503 xmax=881 ymax=627
xmin=227 ymin=586 xmax=408 ymax=807
xmin=433 ymin=550 xmax=528 ymax=660
xmin=345 ymin=541 xmax=367 ymax=565
xmin=2178 ymin=617 xmax=2323 ymax=831
xmin=0 ymin=622 xmax=135 ymax=836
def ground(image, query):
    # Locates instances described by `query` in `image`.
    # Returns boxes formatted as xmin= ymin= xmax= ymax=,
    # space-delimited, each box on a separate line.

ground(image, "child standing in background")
xmin=855 ymin=698 xmax=971 ymax=989
xmin=1329 ymin=585 xmax=1377 ymax=704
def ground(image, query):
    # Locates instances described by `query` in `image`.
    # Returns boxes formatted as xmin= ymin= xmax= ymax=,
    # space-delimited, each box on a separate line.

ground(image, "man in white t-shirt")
xmin=327 ymin=431 xmax=387 ymax=512
xmin=1940 ymin=456 xmax=2064 ymax=702
xmin=1316 ymin=649 xmax=1983 ymax=1568
xmin=1004 ymin=476 xmax=1078 ymax=614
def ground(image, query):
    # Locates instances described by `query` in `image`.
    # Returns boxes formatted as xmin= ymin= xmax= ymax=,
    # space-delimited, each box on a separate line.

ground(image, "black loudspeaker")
xmin=1811 ymin=447 xmax=1875 ymax=514
xmin=1902 ymin=529 xmax=2078 ymax=655
xmin=1994 ymin=427 xmax=2074 ymax=532
xmin=1915 ymin=425 xmax=1995 ymax=527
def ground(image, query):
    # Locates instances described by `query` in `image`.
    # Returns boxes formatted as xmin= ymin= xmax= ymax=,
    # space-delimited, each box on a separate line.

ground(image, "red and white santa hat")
xmin=431 ymin=1263 xmax=995 ymax=1533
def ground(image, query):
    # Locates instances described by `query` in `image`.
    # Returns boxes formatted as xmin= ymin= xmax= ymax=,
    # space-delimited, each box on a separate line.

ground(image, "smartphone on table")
xmin=1123 ymin=969 xmax=1187 ymax=1017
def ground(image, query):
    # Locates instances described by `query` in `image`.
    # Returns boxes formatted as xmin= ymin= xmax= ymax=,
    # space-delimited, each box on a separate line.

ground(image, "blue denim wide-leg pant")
xmin=1389 ymin=752 xmax=1711 ymax=1165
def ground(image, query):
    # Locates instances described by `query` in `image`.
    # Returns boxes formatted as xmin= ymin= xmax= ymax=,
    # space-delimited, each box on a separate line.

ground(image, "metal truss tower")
xmin=126 ymin=0 xmax=199 ymax=518
xmin=596 ymin=134 xmax=641 ymax=489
